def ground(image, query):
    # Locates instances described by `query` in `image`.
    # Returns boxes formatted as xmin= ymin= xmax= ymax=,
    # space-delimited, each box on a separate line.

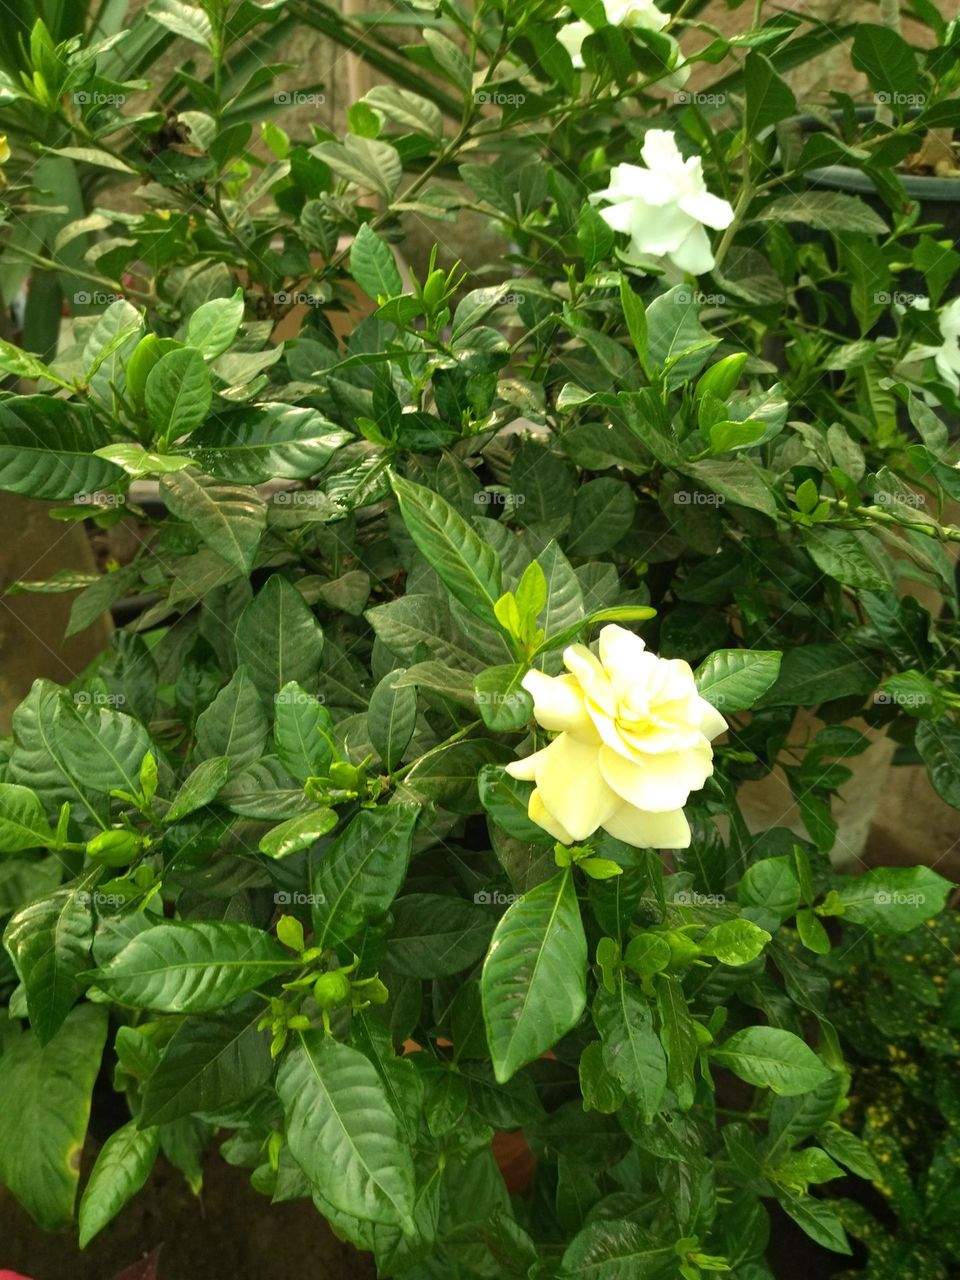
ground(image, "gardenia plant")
xmin=0 ymin=0 xmax=958 ymax=1276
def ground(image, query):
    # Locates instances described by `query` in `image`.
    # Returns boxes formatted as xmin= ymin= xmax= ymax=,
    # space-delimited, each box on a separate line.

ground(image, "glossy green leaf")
xmin=88 ymin=921 xmax=295 ymax=1012
xmin=712 ymin=1027 xmax=834 ymax=1096
xmin=234 ymin=575 xmax=325 ymax=703
xmin=481 ymin=870 xmax=587 ymax=1083
xmin=161 ymin=469 xmax=267 ymax=575
xmin=3 ymin=888 xmax=94 ymax=1044
xmin=78 ymin=1119 xmax=159 ymax=1247
xmin=277 ymin=1033 xmax=415 ymax=1229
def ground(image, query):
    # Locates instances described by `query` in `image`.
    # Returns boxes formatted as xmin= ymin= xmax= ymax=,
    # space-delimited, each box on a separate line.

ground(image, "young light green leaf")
xmin=259 ymin=807 xmax=338 ymax=859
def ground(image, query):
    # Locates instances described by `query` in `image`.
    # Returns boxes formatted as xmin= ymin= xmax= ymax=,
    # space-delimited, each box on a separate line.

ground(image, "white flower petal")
xmin=534 ymin=734 xmax=621 ymax=841
xmin=557 ymin=20 xmax=590 ymax=68
xmin=598 ymin=741 xmax=713 ymax=811
xmin=597 ymin=624 xmax=647 ymax=675
xmin=563 ymin=644 xmax=618 ymax=716
xmin=603 ymin=802 xmax=691 ymax=848
xmin=668 ymin=222 xmax=716 ymax=275
xmin=678 ymin=190 xmax=735 ymax=230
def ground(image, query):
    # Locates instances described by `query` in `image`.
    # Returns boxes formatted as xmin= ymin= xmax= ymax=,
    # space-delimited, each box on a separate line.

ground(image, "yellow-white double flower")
xmin=506 ymin=625 xmax=726 ymax=849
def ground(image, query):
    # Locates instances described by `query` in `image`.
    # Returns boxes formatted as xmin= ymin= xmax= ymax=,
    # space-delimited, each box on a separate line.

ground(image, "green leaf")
xmin=55 ymin=702 xmax=151 ymax=796
xmin=851 ymin=23 xmax=921 ymax=99
xmin=481 ymin=870 xmax=587 ymax=1083
xmin=147 ymin=0 xmax=213 ymax=45
xmin=825 ymin=865 xmax=951 ymax=933
xmin=187 ymin=405 xmax=350 ymax=484
xmin=757 ymin=643 xmax=875 ymax=707
xmin=474 ymin=665 xmax=533 ymax=733
xmin=694 ymin=649 xmax=782 ymax=713
xmin=390 ymin=472 xmax=503 ymax=624
xmin=277 ymin=1033 xmax=415 ymax=1229
xmin=712 ymin=1027 xmax=834 ymax=1096
xmin=362 ymin=86 xmax=444 ymax=138
xmin=0 ymin=1005 xmax=107 ymax=1230
xmin=594 ymin=977 xmax=666 ymax=1122
xmin=478 ymin=765 xmax=554 ymax=844
xmin=88 ymin=921 xmax=294 ymax=1012
xmin=565 ymin=480 xmax=636 ymax=556
xmin=0 ymin=398 xmax=123 ymax=499
xmin=701 ymin=918 xmax=772 ymax=966
xmin=738 ymin=856 xmax=801 ymax=922
xmin=259 ymin=807 xmax=338 ymax=859
xmin=778 ymin=1191 xmax=851 ymax=1255
xmin=385 ymin=894 xmax=493 ymax=978
xmin=163 ymin=756 xmax=229 ymax=823
xmin=367 ymin=670 xmax=418 ymax=772
xmin=185 ymin=288 xmax=245 ymax=358
xmin=0 ymin=782 xmax=58 ymax=851
xmin=560 ymin=1219 xmax=674 ymax=1278
xmin=916 ymin=719 xmax=960 ymax=808
xmin=312 ymin=806 xmax=419 ymax=948
xmin=645 ymin=286 xmax=720 ymax=387
xmin=161 ymin=469 xmax=267 ymax=574
xmin=3 ymin=888 xmax=94 ymax=1044
xmin=234 ymin=575 xmax=324 ymax=703
xmin=805 ymin=527 xmax=893 ymax=593
xmin=618 ymin=278 xmax=648 ymax=374
xmin=140 ymin=1009 xmax=273 ymax=1126
xmin=744 ymin=51 xmax=797 ymax=134
xmin=819 ymin=1122 xmax=881 ymax=1182
xmin=78 ymin=1119 xmax=159 ymax=1247
xmin=654 ymin=973 xmax=699 ymax=1111
xmin=755 ymin=192 xmax=888 ymax=235
xmin=274 ymin=681 xmax=334 ymax=781
xmin=195 ymin=667 xmax=268 ymax=770
xmin=144 ymin=348 xmax=212 ymax=442
xmin=350 ymin=222 xmax=404 ymax=300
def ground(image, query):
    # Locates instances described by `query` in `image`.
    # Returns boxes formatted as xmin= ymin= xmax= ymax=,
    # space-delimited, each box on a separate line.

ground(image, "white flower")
xmin=588 ymin=130 xmax=734 ymax=274
xmin=557 ymin=0 xmax=670 ymax=70
xmin=911 ymin=296 xmax=960 ymax=391
xmin=505 ymin=625 xmax=726 ymax=849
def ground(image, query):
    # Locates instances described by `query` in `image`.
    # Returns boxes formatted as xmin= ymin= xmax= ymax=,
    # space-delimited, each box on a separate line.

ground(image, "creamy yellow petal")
xmin=533 ymin=733 xmax=621 ymax=841
xmin=528 ymin=788 xmax=576 ymax=843
xmin=603 ymin=802 xmax=691 ymax=848
xmin=698 ymin=700 xmax=727 ymax=741
xmin=598 ymin=742 xmax=713 ymax=812
xmin=505 ymin=746 xmax=550 ymax=781
xmin=521 ymin=669 xmax=593 ymax=736
xmin=563 ymin=644 xmax=618 ymax=716
xmin=597 ymin=624 xmax=647 ymax=678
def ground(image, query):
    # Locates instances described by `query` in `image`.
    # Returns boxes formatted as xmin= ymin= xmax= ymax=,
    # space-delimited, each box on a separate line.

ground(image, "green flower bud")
xmin=313 ymin=971 xmax=352 ymax=1009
